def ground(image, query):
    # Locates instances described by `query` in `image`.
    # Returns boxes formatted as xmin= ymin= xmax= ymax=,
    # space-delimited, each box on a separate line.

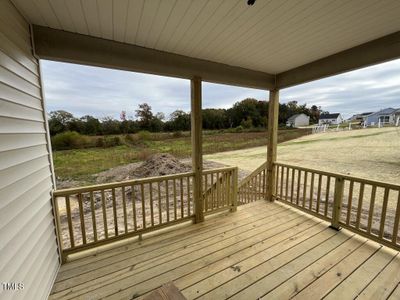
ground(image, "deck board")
xmin=49 ymin=201 xmax=400 ymax=300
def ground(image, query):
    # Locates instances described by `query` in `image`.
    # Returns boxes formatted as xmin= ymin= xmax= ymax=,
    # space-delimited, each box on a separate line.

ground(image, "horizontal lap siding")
xmin=0 ymin=1 xmax=59 ymax=300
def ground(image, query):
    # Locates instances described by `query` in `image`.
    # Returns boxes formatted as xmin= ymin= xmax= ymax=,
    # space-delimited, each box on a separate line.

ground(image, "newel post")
xmin=331 ymin=176 xmax=344 ymax=230
xmin=191 ymin=76 xmax=204 ymax=223
xmin=266 ymin=89 xmax=279 ymax=202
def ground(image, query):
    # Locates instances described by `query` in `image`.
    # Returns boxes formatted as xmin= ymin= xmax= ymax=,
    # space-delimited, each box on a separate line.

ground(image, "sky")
xmin=41 ymin=58 xmax=400 ymax=120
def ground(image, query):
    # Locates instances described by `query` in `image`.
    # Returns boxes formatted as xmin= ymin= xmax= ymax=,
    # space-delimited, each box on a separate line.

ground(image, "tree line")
xmin=48 ymin=98 xmax=325 ymax=136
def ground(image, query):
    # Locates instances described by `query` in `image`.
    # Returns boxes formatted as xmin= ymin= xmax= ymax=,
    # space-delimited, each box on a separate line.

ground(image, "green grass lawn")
xmin=53 ymin=129 xmax=310 ymax=183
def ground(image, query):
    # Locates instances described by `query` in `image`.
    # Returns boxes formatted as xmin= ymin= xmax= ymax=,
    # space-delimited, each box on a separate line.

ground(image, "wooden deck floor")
xmin=49 ymin=201 xmax=400 ymax=300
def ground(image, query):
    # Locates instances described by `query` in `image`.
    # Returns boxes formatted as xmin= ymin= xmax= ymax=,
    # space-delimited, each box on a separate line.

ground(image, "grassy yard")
xmin=53 ymin=128 xmax=309 ymax=183
xmin=206 ymin=127 xmax=400 ymax=184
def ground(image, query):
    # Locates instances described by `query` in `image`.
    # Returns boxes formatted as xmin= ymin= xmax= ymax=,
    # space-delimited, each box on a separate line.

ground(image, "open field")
xmin=53 ymin=128 xmax=309 ymax=185
xmin=206 ymin=127 xmax=400 ymax=184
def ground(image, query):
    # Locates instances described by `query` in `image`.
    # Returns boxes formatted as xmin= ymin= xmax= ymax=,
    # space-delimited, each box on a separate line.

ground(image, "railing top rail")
xmin=54 ymin=167 xmax=238 ymax=196
xmin=202 ymin=166 xmax=237 ymax=175
xmin=238 ymin=161 xmax=267 ymax=188
xmin=274 ymin=161 xmax=400 ymax=190
xmin=54 ymin=171 xmax=196 ymax=196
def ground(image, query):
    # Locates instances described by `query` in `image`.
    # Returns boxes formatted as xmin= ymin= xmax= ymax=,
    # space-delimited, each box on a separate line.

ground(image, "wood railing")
xmin=274 ymin=162 xmax=400 ymax=251
xmin=238 ymin=162 xmax=267 ymax=204
xmin=203 ymin=167 xmax=238 ymax=214
xmin=53 ymin=167 xmax=238 ymax=261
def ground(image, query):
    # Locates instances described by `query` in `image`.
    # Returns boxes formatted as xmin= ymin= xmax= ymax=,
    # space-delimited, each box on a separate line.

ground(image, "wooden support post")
xmin=191 ymin=76 xmax=204 ymax=223
xmin=266 ymin=89 xmax=279 ymax=202
xmin=331 ymin=176 xmax=344 ymax=230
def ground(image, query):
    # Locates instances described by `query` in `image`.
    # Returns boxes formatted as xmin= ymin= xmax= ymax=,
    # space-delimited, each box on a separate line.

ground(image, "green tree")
xmin=135 ymin=103 xmax=154 ymax=130
xmin=166 ymin=110 xmax=190 ymax=131
xmin=48 ymin=110 xmax=75 ymax=135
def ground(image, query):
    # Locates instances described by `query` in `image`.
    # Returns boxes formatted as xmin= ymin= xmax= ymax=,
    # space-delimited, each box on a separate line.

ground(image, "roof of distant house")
xmin=360 ymin=112 xmax=374 ymax=116
xmin=366 ymin=108 xmax=396 ymax=117
xmin=320 ymin=113 xmax=341 ymax=119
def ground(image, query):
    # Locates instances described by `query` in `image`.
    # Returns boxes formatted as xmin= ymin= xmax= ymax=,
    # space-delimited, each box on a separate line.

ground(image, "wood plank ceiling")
xmin=11 ymin=0 xmax=400 ymax=75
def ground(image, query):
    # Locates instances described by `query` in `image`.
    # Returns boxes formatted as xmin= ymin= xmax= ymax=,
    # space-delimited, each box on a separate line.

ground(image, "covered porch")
xmin=1 ymin=0 xmax=400 ymax=299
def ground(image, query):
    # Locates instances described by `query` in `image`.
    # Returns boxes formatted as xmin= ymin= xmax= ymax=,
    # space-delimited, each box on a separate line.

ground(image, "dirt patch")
xmin=133 ymin=153 xmax=192 ymax=177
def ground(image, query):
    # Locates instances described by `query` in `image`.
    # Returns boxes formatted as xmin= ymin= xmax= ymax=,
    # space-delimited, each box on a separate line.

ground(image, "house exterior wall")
xmin=294 ymin=114 xmax=309 ymax=127
xmin=318 ymin=115 xmax=343 ymax=125
xmin=0 ymin=1 xmax=59 ymax=299
xmin=365 ymin=113 xmax=395 ymax=125
xmin=287 ymin=114 xmax=309 ymax=127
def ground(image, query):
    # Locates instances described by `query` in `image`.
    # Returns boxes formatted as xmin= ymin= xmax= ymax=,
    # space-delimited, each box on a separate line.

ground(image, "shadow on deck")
xmin=49 ymin=201 xmax=400 ymax=300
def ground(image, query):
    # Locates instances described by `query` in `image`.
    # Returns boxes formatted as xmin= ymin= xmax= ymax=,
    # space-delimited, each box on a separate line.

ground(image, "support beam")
xmin=266 ymin=89 xmax=279 ymax=202
xmin=32 ymin=25 xmax=275 ymax=90
xmin=191 ymin=77 xmax=204 ymax=223
xmin=276 ymin=31 xmax=400 ymax=89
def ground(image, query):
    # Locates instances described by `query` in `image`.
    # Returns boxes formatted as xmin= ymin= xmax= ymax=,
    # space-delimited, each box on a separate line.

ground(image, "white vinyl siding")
xmin=0 ymin=1 xmax=59 ymax=300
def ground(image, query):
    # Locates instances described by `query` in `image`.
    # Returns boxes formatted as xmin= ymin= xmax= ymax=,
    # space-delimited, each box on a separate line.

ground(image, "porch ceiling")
xmin=11 ymin=0 xmax=400 ymax=89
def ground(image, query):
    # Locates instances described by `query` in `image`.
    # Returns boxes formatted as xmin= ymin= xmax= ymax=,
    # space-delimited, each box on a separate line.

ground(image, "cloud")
xmin=41 ymin=58 xmax=400 ymax=120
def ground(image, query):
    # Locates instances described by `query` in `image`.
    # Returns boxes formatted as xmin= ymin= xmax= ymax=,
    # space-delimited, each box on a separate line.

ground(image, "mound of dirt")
xmin=133 ymin=153 xmax=192 ymax=177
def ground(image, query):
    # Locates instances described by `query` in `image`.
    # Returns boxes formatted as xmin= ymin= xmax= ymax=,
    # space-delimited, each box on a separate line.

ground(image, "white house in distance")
xmin=318 ymin=113 xmax=344 ymax=125
xmin=286 ymin=113 xmax=310 ymax=127
xmin=363 ymin=107 xmax=400 ymax=126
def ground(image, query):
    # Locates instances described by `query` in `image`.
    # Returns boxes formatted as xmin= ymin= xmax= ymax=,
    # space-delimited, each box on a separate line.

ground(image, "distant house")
xmin=318 ymin=113 xmax=343 ymax=125
xmin=286 ymin=113 xmax=310 ymax=127
xmin=395 ymin=109 xmax=400 ymax=125
xmin=364 ymin=108 xmax=399 ymax=126
xmin=349 ymin=112 xmax=373 ymax=123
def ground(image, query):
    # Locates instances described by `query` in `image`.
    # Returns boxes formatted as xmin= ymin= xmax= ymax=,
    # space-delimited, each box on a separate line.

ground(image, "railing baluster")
xmin=216 ymin=172 xmax=221 ymax=207
xmin=187 ymin=176 xmax=191 ymax=216
xmin=275 ymin=165 xmax=280 ymax=198
xmin=149 ymin=183 xmax=154 ymax=227
xmin=211 ymin=173 xmax=215 ymax=208
xmin=158 ymin=181 xmax=162 ymax=224
xmin=324 ymin=176 xmax=331 ymax=217
xmin=165 ymin=180 xmax=170 ymax=222
xmin=392 ymin=190 xmax=400 ymax=245
xmin=173 ymin=179 xmax=177 ymax=220
xmin=355 ymin=183 xmax=365 ymax=229
xmin=131 ymin=185 xmax=137 ymax=231
xmin=296 ymin=169 xmax=301 ymax=205
xmin=316 ymin=174 xmax=322 ymax=213
xmin=180 ymin=177 xmax=184 ymax=218
xmin=112 ymin=188 xmax=118 ymax=235
xmin=302 ymin=171 xmax=308 ymax=207
xmin=232 ymin=168 xmax=238 ymax=211
xmin=223 ymin=173 xmax=227 ymax=205
xmin=379 ymin=187 xmax=390 ymax=239
xmin=258 ymin=170 xmax=262 ymax=201
xmin=280 ymin=166 xmax=284 ymax=198
xmin=346 ymin=180 xmax=354 ymax=225
xmin=367 ymin=185 xmax=376 ymax=234
xmin=141 ymin=184 xmax=146 ymax=229
xmin=228 ymin=171 xmax=232 ymax=206
xmin=90 ymin=191 xmax=97 ymax=242
xmin=290 ymin=168 xmax=295 ymax=203
xmin=101 ymin=190 xmax=108 ymax=239
xmin=285 ymin=167 xmax=289 ymax=201
xmin=77 ymin=193 xmax=86 ymax=245
xmin=65 ymin=195 xmax=74 ymax=248
xmin=122 ymin=186 xmax=128 ymax=233
xmin=309 ymin=172 xmax=315 ymax=210
xmin=204 ymin=174 xmax=208 ymax=211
